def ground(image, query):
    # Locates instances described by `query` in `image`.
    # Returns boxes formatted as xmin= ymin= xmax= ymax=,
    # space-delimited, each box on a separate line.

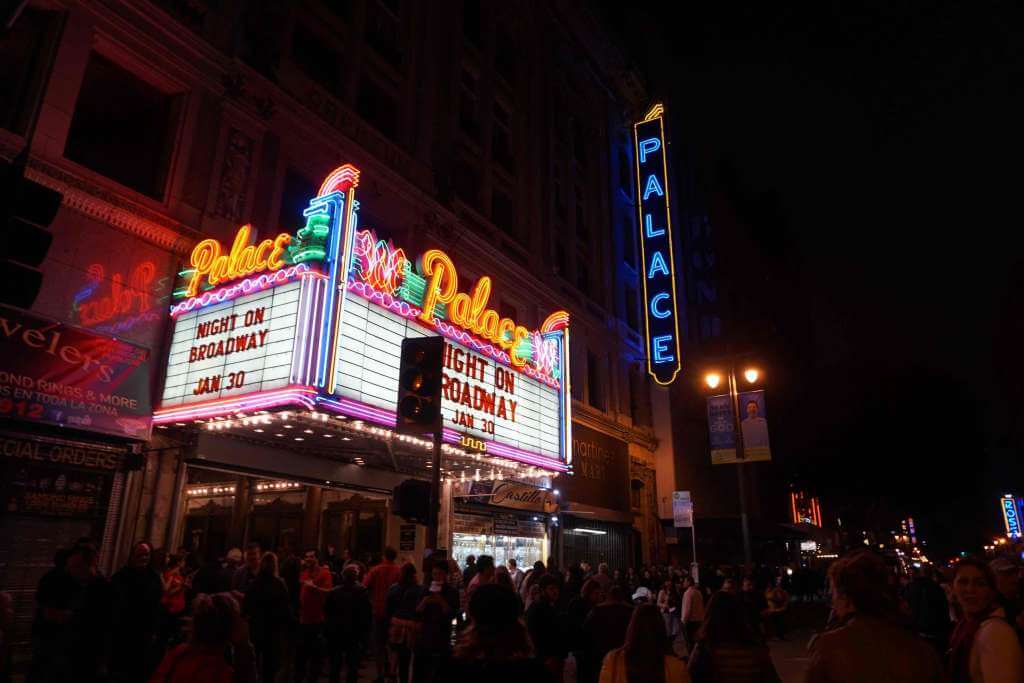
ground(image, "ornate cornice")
xmin=0 ymin=133 xmax=199 ymax=255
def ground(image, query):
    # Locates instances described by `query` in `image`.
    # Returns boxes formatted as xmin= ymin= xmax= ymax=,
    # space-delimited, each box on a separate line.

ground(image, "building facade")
xmin=0 ymin=1 xmax=684 ymax=651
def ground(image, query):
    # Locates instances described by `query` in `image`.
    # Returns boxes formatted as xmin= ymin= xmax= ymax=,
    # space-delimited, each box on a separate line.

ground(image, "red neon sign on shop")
xmin=78 ymin=262 xmax=156 ymax=326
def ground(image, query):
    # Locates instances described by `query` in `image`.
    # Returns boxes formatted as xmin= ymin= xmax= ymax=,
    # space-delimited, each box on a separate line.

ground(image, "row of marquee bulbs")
xmin=199 ymin=409 xmax=560 ymax=481
xmin=187 ymin=480 xmax=304 ymax=497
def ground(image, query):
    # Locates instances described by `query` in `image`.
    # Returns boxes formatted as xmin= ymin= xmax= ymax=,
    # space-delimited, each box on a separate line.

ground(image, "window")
xmin=587 ymin=350 xmax=605 ymax=411
xmin=576 ymin=259 xmax=590 ymax=295
xmin=572 ymin=117 xmax=587 ymax=166
xmin=495 ymin=28 xmax=516 ymax=84
xmin=492 ymin=102 xmax=514 ymax=172
xmin=356 ymin=77 xmax=398 ymax=139
xmin=365 ymin=0 xmax=401 ymax=69
xmin=0 ymin=8 xmax=58 ymax=135
xmin=622 ymin=217 xmax=637 ymax=267
xmin=290 ymin=24 xmax=344 ymax=97
xmin=65 ymin=53 xmax=178 ymax=200
xmin=624 ymin=285 xmax=639 ymax=331
xmin=463 ymin=0 xmax=481 ymax=47
xmin=278 ymin=169 xmax=317 ymax=232
xmin=453 ymin=156 xmax=481 ymax=208
xmin=459 ymin=68 xmax=480 ymax=140
xmin=555 ymin=241 xmax=568 ymax=276
xmin=629 ymin=369 xmax=652 ymax=427
xmin=491 ymin=187 xmax=517 ymax=237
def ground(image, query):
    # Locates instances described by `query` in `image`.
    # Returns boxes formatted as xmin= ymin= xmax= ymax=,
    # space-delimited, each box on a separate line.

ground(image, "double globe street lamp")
xmin=701 ymin=362 xmax=763 ymax=568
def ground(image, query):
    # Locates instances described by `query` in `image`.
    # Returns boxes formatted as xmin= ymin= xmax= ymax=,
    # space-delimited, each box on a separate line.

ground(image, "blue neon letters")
xmin=634 ymin=105 xmax=682 ymax=385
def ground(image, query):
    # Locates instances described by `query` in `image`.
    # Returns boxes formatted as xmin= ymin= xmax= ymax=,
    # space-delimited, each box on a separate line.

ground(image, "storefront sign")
xmin=0 ymin=305 xmax=151 ymax=439
xmin=399 ymin=523 xmax=416 ymax=551
xmin=1 ymin=432 xmax=121 ymax=518
xmin=453 ymin=479 xmax=553 ymax=512
xmin=633 ymin=103 xmax=681 ymax=385
xmin=554 ymin=423 xmax=629 ymax=512
xmin=155 ymin=164 xmax=571 ymax=472
xmin=1003 ymin=495 xmax=1022 ymax=539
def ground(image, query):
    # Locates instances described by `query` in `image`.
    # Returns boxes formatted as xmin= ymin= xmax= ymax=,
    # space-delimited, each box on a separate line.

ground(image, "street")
xmin=769 ymin=629 xmax=814 ymax=683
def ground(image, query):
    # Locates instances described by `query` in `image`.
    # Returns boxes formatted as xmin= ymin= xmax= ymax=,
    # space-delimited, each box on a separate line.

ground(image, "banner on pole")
xmin=673 ymin=490 xmax=693 ymax=528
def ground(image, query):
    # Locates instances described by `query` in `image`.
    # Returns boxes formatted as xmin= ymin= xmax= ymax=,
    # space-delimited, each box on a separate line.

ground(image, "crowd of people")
xmin=13 ymin=536 xmax=1024 ymax=683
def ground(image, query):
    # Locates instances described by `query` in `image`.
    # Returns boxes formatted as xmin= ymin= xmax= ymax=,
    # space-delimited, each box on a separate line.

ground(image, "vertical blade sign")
xmin=633 ymin=103 xmax=682 ymax=385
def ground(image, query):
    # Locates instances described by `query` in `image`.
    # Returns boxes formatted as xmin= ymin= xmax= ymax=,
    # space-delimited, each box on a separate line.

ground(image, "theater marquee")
xmin=155 ymin=164 xmax=571 ymax=471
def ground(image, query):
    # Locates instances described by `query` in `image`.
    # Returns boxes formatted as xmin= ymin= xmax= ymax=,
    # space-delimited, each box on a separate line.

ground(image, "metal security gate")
xmin=560 ymin=516 xmax=633 ymax=571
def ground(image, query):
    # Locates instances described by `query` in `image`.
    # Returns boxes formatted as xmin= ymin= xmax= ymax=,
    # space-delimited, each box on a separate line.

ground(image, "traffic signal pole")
xmin=427 ymin=429 xmax=442 ymax=550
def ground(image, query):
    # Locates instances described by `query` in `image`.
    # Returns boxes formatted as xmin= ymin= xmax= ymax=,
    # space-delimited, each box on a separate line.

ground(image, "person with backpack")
xmin=324 ymin=565 xmax=372 ymax=683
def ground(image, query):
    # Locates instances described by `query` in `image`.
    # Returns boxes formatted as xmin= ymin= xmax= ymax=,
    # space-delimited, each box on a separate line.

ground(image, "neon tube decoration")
xmin=156 ymin=163 xmax=571 ymax=469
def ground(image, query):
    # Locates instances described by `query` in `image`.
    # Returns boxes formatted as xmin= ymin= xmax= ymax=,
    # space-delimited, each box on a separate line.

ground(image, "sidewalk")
xmin=768 ymin=630 xmax=813 ymax=683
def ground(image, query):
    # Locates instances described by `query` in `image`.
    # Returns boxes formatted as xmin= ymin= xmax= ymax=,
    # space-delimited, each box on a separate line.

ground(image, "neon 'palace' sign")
xmin=155 ymin=164 xmax=571 ymax=470
xmin=634 ymin=103 xmax=682 ymax=385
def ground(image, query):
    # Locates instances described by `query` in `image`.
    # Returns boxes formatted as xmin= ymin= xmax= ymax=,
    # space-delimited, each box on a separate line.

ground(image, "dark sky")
xmin=605 ymin=1 xmax=1024 ymax=557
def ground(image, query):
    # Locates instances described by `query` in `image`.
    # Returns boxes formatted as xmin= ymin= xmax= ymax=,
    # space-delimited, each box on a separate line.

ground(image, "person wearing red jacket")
xmin=294 ymin=548 xmax=333 ymax=683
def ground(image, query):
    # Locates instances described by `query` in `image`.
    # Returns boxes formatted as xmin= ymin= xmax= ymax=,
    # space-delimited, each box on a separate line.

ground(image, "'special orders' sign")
xmin=633 ymin=103 xmax=682 ymax=385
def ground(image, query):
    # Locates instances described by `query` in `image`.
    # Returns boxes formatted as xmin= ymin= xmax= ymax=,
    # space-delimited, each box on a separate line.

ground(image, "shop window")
xmin=356 ymin=76 xmax=398 ymax=140
xmin=492 ymin=101 xmax=515 ymax=172
xmin=459 ymin=67 xmax=480 ymax=141
xmin=462 ymin=0 xmax=481 ymax=47
xmin=495 ymin=27 xmax=516 ymax=84
xmin=453 ymin=156 xmax=481 ymax=209
xmin=491 ymin=186 xmax=517 ymax=237
xmin=278 ymin=168 xmax=317 ymax=232
xmin=365 ymin=0 xmax=402 ymax=70
xmin=0 ymin=8 xmax=58 ymax=135
xmin=290 ymin=23 xmax=344 ymax=98
xmin=64 ymin=53 xmax=180 ymax=200
xmin=587 ymin=349 xmax=605 ymax=411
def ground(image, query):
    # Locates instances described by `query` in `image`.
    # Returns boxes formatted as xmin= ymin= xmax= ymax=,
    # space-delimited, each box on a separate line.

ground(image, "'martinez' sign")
xmin=155 ymin=164 xmax=571 ymax=470
xmin=633 ymin=103 xmax=682 ymax=385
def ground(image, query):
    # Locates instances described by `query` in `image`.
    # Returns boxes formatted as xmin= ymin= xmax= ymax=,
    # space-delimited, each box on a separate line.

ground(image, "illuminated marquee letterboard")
xmin=335 ymin=295 xmax=562 ymax=459
xmin=634 ymin=103 xmax=682 ymax=385
xmin=160 ymin=282 xmax=301 ymax=407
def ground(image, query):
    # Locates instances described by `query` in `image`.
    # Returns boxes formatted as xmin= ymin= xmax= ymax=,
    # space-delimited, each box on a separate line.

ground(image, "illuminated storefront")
xmin=154 ymin=164 xmax=571 ymax=559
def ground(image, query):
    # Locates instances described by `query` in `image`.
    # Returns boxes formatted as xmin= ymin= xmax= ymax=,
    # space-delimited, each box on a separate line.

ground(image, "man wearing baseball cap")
xmin=990 ymin=557 xmax=1024 ymax=638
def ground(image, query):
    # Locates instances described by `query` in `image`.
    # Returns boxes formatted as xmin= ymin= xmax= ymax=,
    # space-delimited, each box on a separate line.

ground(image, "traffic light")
xmin=395 ymin=336 xmax=444 ymax=435
xmin=392 ymin=479 xmax=431 ymax=524
xmin=1 ymin=159 xmax=62 ymax=309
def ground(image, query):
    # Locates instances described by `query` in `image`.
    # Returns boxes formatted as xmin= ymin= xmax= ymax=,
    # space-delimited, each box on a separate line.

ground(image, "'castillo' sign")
xmin=633 ymin=103 xmax=682 ymax=385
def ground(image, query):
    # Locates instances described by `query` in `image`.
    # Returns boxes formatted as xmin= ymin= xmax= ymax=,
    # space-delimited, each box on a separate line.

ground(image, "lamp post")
xmin=704 ymin=362 xmax=762 ymax=568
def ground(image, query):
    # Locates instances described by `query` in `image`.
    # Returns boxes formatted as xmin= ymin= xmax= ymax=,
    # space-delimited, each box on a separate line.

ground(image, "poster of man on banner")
xmin=707 ymin=390 xmax=771 ymax=464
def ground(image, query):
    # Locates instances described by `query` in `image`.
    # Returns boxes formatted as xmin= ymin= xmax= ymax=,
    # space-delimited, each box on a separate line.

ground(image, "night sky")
xmin=607 ymin=1 xmax=1024 ymax=558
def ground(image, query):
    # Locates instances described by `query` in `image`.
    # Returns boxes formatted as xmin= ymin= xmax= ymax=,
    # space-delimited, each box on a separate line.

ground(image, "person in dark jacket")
xmin=525 ymin=574 xmax=567 ymax=683
xmin=581 ymin=585 xmax=634 ymax=683
xmin=739 ymin=576 xmax=768 ymax=643
xmin=323 ymin=565 xmax=372 ymax=683
xmin=566 ymin=579 xmax=605 ymax=683
xmin=688 ymin=590 xmax=781 ymax=683
xmin=385 ymin=563 xmax=420 ymax=683
xmin=108 ymin=542 xmax=163 ymax=682
xmin=902 ymin=565 xmax=951 ymax=655
xmin=242 ymin=552 xmax=291 ymax=683
xmin=412 ymin=558 xmax=460 ymax=682
xmin=438 ymin=583 xmax=547 ymax=682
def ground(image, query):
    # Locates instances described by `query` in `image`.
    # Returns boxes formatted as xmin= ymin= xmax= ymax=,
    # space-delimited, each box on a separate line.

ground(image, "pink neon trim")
xmin=317 ymin=164 xmax=361 ymax=197
xmin=170 ymin=264 xmax=322 ymax=317
xmin=315 ymin=396 xmax=567 ymax=472
xmin=153 ymin=386 xmax=318 ymax=423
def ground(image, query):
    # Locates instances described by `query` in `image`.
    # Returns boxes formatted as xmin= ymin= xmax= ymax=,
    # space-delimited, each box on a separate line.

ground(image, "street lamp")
xmin=701 ymin=360 xmax=763 ymax=568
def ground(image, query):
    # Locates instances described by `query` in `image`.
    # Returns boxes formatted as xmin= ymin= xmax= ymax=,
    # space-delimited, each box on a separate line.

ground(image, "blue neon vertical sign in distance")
xmin=633 ymin=103 xmax=682 ymax=385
